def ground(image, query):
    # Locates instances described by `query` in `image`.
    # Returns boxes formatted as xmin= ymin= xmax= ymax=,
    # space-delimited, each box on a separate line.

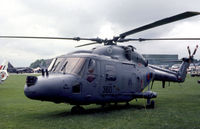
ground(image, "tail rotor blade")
xmin=192 ymin=45 xmax=198 ymax=56
xmin=187 ymin=46 xmax=191 ymax=57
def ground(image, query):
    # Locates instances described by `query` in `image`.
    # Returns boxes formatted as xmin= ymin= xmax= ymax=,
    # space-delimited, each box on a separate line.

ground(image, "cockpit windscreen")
xmin=49 ymin=57 xmax=86 ymax=76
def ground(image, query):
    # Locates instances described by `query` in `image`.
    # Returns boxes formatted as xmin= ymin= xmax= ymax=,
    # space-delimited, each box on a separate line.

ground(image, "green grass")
xmin=0 ymin=75 xmax=200 ymax=129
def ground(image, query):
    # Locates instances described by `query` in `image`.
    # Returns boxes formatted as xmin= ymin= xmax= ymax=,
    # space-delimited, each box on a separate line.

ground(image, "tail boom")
xmin=150 ymin=57 xmax=191 ymax=83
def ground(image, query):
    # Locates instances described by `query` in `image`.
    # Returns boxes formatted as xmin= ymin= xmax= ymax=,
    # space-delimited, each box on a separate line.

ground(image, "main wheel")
xmin=150 ymin=100 xmax=155 ymax=109
xmin=101 ymin=103 xmax=106 ymax=108
xmin=146 ymin=100 xmax=155 ymax=109
xmin=125 ymin=102 xmax=130 ymax=107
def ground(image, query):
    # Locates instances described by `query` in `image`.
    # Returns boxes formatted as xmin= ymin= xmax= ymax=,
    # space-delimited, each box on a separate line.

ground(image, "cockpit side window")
xmin=88 ymin=59 xmax=96 ymax=73
xmin=52 ymin=58 xmax=64 ymax=72
xmin=86 ymin=59 xmax=97 ymax=83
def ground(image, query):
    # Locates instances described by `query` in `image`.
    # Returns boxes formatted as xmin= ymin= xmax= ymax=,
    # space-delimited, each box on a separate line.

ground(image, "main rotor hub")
xmin=104 ymin=39 xmax=116 ymax=45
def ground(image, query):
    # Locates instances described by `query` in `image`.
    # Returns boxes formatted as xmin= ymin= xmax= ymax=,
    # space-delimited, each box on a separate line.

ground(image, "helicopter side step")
xmin=132 ymin=91 xmax=157 ymax=99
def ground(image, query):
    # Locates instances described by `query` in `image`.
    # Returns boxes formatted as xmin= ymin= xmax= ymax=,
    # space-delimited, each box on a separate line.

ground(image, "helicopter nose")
xmin=24 ymin=75 xmax=63 ymax=102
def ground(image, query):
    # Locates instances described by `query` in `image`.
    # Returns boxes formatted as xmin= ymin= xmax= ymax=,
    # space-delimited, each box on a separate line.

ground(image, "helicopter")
xmin=0 ymin=11 xmax=200 ymax=113
xmin=0 ymin=60 xmax=9 ymax=84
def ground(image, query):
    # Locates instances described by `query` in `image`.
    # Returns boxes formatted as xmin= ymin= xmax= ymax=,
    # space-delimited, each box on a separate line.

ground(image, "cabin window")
xmin=105 ymin=65 xmax=116 ymax=81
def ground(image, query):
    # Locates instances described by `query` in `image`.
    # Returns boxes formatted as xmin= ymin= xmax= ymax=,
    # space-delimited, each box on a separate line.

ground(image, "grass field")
xmin=0 ymin=75 xmax=200 ymax=129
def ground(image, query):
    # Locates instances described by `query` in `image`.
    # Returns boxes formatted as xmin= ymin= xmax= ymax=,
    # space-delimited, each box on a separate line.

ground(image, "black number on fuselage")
xmin=103 ymin=86 xmax=112 ymax=94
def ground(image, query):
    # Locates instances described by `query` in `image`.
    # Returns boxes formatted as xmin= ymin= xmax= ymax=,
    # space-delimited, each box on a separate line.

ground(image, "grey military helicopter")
xmin=1 ymin=11 xmax=200 ymax=113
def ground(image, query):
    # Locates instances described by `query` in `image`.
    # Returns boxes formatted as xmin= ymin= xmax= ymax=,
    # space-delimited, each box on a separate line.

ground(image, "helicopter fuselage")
xmin=24 ymin=44 xmax=192 ymax=109
xmin=24 ymin=45 xmax=155 ymax=105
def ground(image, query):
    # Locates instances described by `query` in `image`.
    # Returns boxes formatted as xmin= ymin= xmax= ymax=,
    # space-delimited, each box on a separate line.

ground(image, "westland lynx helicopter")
xmin=0 ymin=11 xmax=200 ymax=113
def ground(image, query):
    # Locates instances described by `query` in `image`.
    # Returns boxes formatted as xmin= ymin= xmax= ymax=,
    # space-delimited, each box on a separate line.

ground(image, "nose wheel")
xmin=71 ymin=105 xmax=85 ymax=114
xmin=146 ymin=99 xmax=155 ymax=109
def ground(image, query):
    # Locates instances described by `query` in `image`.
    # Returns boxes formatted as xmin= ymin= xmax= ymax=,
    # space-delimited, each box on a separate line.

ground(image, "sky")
xmin=1 ymin=0 xmax=200 ymax=67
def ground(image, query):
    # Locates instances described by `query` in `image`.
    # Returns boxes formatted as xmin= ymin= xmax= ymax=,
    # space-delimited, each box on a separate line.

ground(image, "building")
xmin=142 ymin=54 xmax=179 ymax=68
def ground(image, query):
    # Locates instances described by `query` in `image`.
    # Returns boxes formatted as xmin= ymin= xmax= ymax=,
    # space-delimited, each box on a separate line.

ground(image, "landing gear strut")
xmin=125 ymin=102 xmax=130 ymax=106
xmin=146 ymin=83 xmax=156 ymax=109
xmin=71 ymin=105 xmax=85 ymax=114
xmin=146 ymin=99 xmax=155 ymax=109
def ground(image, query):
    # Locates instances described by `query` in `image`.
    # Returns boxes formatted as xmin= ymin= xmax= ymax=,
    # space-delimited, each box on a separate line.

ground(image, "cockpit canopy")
xmin=48 ymin=57 xmax=97 ymax=77
xmin=48 ymin=57 xmax=86 ymax=76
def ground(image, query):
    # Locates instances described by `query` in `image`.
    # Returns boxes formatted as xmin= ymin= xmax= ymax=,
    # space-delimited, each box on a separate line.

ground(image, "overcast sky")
xmin=1 ymin=0 xmax=200 ymax=67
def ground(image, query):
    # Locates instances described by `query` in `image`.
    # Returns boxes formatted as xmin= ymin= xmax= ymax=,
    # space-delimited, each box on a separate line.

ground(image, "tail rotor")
xmin=187 ymin=45 xmax=198 ymax=60
xmin=187 ymin=45 xmax=199 ymax=77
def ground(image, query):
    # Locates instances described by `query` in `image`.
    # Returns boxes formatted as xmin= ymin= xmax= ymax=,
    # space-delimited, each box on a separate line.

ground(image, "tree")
xmin=30 ymin=59 xmax=46 ymax=69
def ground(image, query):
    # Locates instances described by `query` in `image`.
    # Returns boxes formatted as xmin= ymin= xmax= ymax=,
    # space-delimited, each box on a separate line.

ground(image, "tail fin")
xmin=178 ymin=45 xmax=199 ymax=82
xmin=0 ymin=60 xmax=9 ymax=81
xmin=0 ymin=60 xmax=8 ymax=71
xmin=177 ymin=58 xmax=191 ymax=82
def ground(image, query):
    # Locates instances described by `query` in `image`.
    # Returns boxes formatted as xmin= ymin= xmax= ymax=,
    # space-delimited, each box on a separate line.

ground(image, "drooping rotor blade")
xmin=119 ymin=11 xmax=200 ymax=39
xmin=118 ymin=38 xmax=200 ymax=42
xmin=75 ymin=42 xmax=100 ymax=48
xmin=0 ymin=36 xmax=79 ymax=40
xmin=0 ymin=36 xmax=104 ymax=43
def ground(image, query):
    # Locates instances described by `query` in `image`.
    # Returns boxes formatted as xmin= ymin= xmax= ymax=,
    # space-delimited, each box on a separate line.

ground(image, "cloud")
xmin=1 ymin=0 xmax=200 ymax=66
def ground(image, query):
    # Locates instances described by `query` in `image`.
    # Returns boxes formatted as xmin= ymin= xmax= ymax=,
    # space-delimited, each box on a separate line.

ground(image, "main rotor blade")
xmin=75 ymin=42 xmax=100 ymax=48
xmin=0 ymin=36 xmax=103 ymax=42
xmin=118 ymin=38 xmax=200 ymax=42
xmin=119 ymin=11 xmax=200 ymax=39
